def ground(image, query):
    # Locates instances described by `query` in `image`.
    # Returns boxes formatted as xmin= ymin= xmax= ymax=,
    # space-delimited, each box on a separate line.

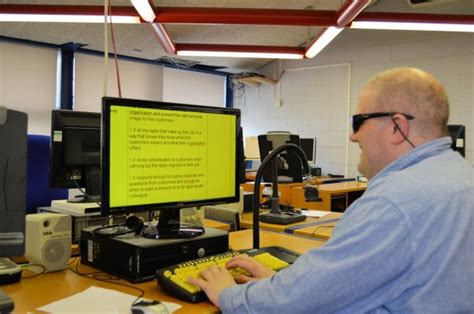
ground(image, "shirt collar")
xmin=369 ymin=136 xmax=452 ymax=184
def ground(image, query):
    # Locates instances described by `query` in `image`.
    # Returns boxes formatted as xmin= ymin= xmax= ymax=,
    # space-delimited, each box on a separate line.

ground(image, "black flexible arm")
xmin=253 ymin=143 xmax=311 ymax=249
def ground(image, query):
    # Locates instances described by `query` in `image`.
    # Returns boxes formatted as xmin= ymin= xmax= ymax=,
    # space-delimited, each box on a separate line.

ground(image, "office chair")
xmin=26 ymin=134 xmax=68 ymax=214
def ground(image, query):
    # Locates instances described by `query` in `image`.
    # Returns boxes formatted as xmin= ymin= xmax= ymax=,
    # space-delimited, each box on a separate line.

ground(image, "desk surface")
xmin=240 ymin=211 xmax=342 ymax=232
xmin=317 ymin=181 xmax=367 ymax=192
xmin=4 ymin=230 xmax=324 ymax=313
xmin=293 ymin=221 xmax=338 ymax=240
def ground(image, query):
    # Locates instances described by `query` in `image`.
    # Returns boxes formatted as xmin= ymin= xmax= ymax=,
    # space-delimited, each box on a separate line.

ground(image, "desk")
xmin=4 ymin=230 xmax=324 ymax=313
xmin=292 ymin=221 xmax=338 ymax=241
xmin=240 ymin=211 xmax=342 ymax=233
xmin=241 ymin=182 xmax=305 ymax=205
xmin=203 ymin=219 xmax=230 ymax=231
xmin=290 ymin=181 xmax=367 ymax=211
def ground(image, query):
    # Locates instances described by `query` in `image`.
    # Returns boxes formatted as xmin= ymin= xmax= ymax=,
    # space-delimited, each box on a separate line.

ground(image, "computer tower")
xmin=80 ymin=226 xmax=229 ymax=282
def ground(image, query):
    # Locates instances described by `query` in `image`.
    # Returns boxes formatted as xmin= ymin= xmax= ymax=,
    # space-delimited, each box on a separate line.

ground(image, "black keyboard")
xmin=155 ymin=247 xmax=299 ymax=303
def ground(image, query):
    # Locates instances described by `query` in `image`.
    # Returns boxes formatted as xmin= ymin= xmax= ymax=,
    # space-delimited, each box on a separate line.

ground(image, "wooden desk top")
xmin=203 ymin=219 xmax=230 ymax=231
xmin=293 ymin=222 xmax=338 ymax=241
xmin=240 ymin=211 xmax=341 ymax=232
xmin=317 ymin=181 xmax=367 ymax=193
xmin=4 ymin=230 xmax=324 ymax=313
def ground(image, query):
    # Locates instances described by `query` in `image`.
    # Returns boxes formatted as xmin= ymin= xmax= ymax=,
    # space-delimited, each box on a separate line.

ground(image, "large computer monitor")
xmin=299 ymin=137 xmax=317 ymax=164
xmin=50 ymin=110 xmax=101 ymax=202
xmin=101 ymin=97 xmax=241 ymax=238
xmin=447 ymin=124 xmax=465 ymax=157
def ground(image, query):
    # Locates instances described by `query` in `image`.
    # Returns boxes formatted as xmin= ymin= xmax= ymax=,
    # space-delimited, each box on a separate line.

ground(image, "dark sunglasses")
xmin=351 ymin=112 xmax=414 ymax=133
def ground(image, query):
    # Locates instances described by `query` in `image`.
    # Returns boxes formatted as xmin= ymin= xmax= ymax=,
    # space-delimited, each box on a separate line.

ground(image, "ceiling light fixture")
xmin=176 ymin=44 xmax=305 ymax=59
xmin=304 ymin=27 xmax=344 ymax=58
xmin=130 ymin=0 xmax=156 ymax=22
xmin=351 ymin=12 xmax=474 ymax=33
xmin=0 ymin=14 xmax=139 ymax=23
xmin=351 ymin=21 xmax=474 ymax=32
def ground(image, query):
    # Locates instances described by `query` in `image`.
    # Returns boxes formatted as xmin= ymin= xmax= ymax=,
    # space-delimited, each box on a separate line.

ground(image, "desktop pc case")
xmin=80 ymin=226 xmax=229 ymax=282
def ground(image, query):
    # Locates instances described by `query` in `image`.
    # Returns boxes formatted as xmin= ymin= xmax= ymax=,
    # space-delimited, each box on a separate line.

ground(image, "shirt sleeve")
xmin=219 ymin=196 xmax=413 ymax=313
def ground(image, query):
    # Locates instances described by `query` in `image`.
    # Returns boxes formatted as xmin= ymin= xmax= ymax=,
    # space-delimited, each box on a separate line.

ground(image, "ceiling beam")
xmin=155 ymin=7 xmax=336 ymax=26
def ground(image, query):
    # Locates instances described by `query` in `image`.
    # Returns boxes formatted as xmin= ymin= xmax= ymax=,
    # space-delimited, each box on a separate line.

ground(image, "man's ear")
xmin=390 ymin=115 xmax=410 ymax=145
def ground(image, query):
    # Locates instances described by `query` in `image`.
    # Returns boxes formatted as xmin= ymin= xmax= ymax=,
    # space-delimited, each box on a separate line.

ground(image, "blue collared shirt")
xmin=220 ymin=137 xmax=474 ymax=313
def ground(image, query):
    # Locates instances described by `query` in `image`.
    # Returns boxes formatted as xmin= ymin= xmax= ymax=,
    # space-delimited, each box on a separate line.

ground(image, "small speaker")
xmin=25 ymin=213 xmax=71 ymax=272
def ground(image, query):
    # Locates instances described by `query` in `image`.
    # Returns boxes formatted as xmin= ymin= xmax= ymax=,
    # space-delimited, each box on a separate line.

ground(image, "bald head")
xmin=362 ymin=67 xmax=450 ymax=140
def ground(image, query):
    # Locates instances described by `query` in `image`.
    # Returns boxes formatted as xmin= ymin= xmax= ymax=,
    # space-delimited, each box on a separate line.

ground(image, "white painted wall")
xmin=0 ymin=42 xmax=57 ymax=135
xmin=163 ymin=67 xmax=226 ymax=107
xmin=75 ymin=53 xmax=164 ymax=112
xmin=238 ymin=30 xmax=474 ymax=176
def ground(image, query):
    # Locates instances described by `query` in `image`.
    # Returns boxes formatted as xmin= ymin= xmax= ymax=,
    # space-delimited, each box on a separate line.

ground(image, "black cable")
xmin=68 ymin=257 xmax=145 ymax=305
xmin=310 ymin=225 xmax=335 ymax=239
xmin=391 ymin=116 xmax=416 ymax=148
xmin=72 ymin=179 xmax=102 ymax=207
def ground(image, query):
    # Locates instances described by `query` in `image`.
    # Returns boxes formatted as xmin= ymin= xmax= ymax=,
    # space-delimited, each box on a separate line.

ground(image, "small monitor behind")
xmin=299 ymin=137 xmax=317 ymax=164
xmin=447 ymin=125 xmax=465 ymax=157
xmin=50 ymin=110 xmax=101 ymax=202
xmin=258 ymin=132 xmax=303 ymax=183
xmin=0 ymin=108 xmax=27 ymax=257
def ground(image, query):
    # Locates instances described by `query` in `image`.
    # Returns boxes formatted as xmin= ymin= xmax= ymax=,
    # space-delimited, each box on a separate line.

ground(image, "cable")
xmin=68 ymin=257 xmax=145 ymax=305
xmin=391 ymin=116 xmax=416 ymax=148
xmin=103 ymin=0 xmax=109 ymax=97
xmin=21 ymin=264 xmax=46 ymax=279
xmin=310 ymin=224 xmax=334 ymax=239
xmin=72 ymin=179 xmax=102 ymax=208
xmin=108 ymin=1 xmax=122 ymax=98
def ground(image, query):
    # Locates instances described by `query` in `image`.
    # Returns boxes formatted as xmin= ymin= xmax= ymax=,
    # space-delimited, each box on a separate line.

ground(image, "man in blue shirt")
xmin=189 ymin=67 xmax=474 ymax=312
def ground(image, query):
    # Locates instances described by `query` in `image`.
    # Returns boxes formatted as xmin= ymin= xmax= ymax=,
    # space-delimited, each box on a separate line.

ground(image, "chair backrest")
xmin=26 ymin=134 xmax=68 ymax=214
xmin=204 ymin=206 xmax=240 ymax=231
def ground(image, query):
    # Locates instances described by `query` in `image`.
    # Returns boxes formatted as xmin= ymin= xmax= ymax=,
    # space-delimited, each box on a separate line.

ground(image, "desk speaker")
xmin=25 ymin=213 xmax=71 ymax=272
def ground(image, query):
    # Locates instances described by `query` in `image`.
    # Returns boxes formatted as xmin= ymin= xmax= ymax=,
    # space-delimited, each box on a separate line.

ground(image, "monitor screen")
xmin=50 ymin=110 xmax=101 ymax=202
xmin=0 ymin=108 xmax=27 ymax=256
xmin=299 ymin=137 xmax=317 ymax=164
xmin=101 ymin=97 xmax=241 ymax=237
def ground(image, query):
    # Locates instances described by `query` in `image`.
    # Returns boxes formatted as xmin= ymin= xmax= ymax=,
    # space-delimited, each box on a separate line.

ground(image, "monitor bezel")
xmin=299 ymin=137 xmax=317 ymax=164
xmin=101 ymin=97 xmax=241 ymax=216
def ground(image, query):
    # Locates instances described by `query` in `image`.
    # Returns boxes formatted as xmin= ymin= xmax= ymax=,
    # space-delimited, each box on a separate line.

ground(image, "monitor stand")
xmin=142 ymin=208 xmax=205 ymax=239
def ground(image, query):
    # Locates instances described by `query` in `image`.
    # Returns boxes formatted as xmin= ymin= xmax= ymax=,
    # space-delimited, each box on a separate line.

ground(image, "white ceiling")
xmin=0 ymin=0 xmax=473 ymax=73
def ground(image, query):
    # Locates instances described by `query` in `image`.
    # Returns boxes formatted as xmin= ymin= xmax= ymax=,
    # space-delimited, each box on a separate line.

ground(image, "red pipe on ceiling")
xmin=155 ymin=7 xmax=336 ymax=26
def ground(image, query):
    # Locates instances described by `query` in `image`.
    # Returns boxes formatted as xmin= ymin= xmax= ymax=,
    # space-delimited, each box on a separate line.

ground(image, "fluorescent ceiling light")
xmin=131 ymin=0 xmax=156 ymax=22
xmin=177 ymin=50 xmax=304 ymax=59
xmin=351 ymin=21 xmax=474 ymax=33
xmin=305 ymin=27 xmax=344 ymax=59
xmin=0 ymin=14 xmax=140 ymax=23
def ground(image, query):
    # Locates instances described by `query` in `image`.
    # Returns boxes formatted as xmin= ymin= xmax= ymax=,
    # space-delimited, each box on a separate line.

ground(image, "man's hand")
xmin=188 ymin=265 xmax=237 ymax=307
xmin=226 ymin=255 xmax=275 ymax=283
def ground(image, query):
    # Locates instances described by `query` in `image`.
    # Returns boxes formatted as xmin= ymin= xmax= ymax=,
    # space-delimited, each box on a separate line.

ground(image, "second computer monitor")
xmin=299 ymin=137 xmax=317 ymax=164
xmin=258 ymin=132 xmax=303 ymax=183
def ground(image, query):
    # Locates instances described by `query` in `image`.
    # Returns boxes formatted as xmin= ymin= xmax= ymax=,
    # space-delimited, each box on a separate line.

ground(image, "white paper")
xmin=301 ymin=210 xmax=332 ymax=218
xmin=37 ymin=286 xmax=181 ymax=313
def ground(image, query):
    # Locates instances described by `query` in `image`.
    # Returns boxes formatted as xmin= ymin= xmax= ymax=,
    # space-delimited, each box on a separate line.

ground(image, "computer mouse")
xmin=131 ymin=300 xmax=169 ymax=314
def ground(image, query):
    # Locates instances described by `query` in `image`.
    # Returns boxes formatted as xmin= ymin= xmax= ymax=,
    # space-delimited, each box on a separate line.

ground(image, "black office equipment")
xmin=258 ymin=132 xmax=303 ymax=183
xmin=80 ymin=226 xmax=229 ymax=282
xmin=0 ymin=107 xmax=27 ymax=312
xmin=447 ymin=124 xmax=465 ymax=157
xmin=50 ymin=110 xmax=101 ymax=202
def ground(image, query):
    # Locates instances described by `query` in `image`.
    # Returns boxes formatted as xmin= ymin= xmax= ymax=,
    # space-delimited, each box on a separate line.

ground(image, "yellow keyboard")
xmin=155 ymin=249 xmax=291 ymax=303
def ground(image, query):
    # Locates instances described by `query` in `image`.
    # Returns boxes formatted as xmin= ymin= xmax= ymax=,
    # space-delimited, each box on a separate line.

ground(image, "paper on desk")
xmin=37 ymin=286 xmax=181 ymax=313
xmin=301 ymin=210 xmax=332 ymax=218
